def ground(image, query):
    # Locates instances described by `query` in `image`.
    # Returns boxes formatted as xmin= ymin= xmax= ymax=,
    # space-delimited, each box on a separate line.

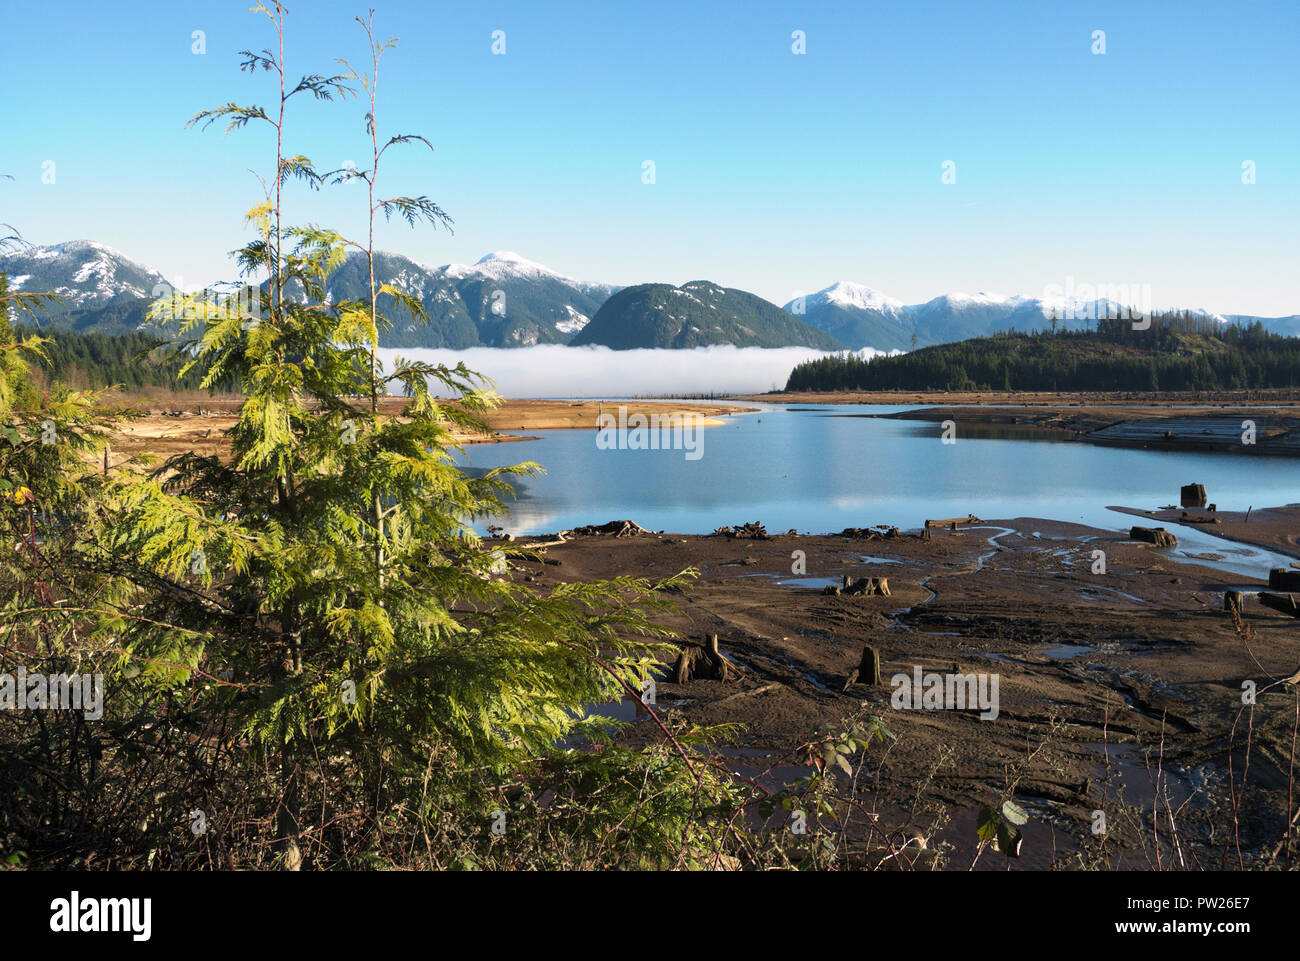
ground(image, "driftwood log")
xmin=1130 ymin=526 xmax=1178 ymax=547
xmin=673 ymin=634 xmax=729 ymax=683
xmin=925 ymin=514 xmax=982 ymax=530
xmin=712 ymin=522 xmax=770 ymax=540
xmin=570 ymin=519 xmax=652 ymax=537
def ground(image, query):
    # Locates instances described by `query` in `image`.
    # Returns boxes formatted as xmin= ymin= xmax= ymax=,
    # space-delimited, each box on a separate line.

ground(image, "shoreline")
xmin=105 ymin=396 xmax=757 ymax=463
xmin=740 ymin=388 xmax=1300 ymax=407
xmin=857 ymin=404 xmax=1300 ymax=456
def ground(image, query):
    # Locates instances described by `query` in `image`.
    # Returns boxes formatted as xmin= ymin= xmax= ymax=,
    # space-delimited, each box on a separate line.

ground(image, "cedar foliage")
xmin=0 ymin=5 xmax=752 ymax=870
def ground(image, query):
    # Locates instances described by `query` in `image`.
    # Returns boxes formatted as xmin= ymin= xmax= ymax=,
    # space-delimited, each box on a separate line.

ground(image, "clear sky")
xmin=5 ymin=0 xmax=1298 ymax=315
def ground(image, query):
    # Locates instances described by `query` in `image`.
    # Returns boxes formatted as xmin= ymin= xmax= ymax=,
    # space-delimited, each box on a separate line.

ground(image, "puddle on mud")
xmin=1038 ymin=643 xmax=1094 ymax=660
xmin=1087 ymin=742 xmax=1199 ymax=810
xmin=775 ymin=576 xmax=842 ymax=589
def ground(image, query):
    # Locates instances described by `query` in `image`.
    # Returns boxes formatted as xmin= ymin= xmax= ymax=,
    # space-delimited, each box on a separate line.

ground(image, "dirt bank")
xmin=104 ymin=396 xmax=755 ymax=464
xmin=861 ymin=405 xmax=1300 ymax=456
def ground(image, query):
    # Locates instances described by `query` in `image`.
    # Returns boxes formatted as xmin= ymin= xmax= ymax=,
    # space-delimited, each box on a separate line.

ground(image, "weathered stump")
xmin=925 ymin=514 xmax=982 ymax=530
xmin=1180 ymin=483 xmax=1207 ymax=508
xmin=842 ymin=576 xmax=891 ymax=596
xmin=1268 ymin=569 xmax=1300 ymax=592
xmin=843 ymin=645 xmax=883 ymax=690
xmin=858 ymin=645 xmax=882 ymax=686
xmin=1224 ymin=590 xmax=1245 ymax=617
xmin=673 ymin=633 xmax=729 ymax=683
xmin=1130 ymin=526 xmax=1177 ymax=547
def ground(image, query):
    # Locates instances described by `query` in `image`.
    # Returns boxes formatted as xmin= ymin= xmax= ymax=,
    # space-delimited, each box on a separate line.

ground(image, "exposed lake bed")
xmin=510 ymin=508 xmax=1300 ymax=869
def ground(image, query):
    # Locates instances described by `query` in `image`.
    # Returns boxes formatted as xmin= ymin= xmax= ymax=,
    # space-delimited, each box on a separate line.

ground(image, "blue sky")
xmin=5 ymin=0 xmax=1298 ymax=315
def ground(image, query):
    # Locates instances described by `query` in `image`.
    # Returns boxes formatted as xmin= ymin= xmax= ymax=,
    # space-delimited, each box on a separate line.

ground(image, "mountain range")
xmin=4 ymin=240 xmax=1298 ymax=351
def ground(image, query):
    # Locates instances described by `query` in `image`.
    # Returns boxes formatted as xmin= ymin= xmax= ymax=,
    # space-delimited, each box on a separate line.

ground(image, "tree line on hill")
xmin=786 ymin=312 xmax=1300 ymax=393
xmin=8 ymin=323 xmax=223 ymax=391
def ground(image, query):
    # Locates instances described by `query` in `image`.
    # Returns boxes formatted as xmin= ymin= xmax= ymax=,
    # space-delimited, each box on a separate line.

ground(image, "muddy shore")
xmin=855 ymin=405 xmax=1300 ymax=456
xmin=508 ymin=508 xmax=1300 ymax=869
xmin=104 ymin=396 xmax=756 ymax=464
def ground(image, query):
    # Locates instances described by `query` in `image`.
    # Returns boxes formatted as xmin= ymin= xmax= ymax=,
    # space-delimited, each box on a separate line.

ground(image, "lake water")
xmin=460 ymin=402 xmax=1299 ymax=575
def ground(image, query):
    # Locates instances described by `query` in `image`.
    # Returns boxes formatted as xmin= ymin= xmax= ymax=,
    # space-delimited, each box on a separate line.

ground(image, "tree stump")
xmin=858 ymin=645 xmax=882 ymax=686
xmin=1224 ymin=590 xmax=1244 ymax=617
xmin=1130 ymin=526 xmax=1177 ymax=547
xmin=844 ymin=645 xmax=882 ymax=690
xmin=843 ymin=576 xmax=890 ymax=597
xmin=1268 ymin=569 xmax=1300 ymax=591
xmin=1180 ymin=483 xmax=1207 ymax=508
xmin=673 ymin=633 xmax=729 ymax=683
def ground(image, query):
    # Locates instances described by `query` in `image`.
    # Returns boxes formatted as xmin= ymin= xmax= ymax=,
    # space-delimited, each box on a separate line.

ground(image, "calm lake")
xmin=461 ymin=402 xmax=1299 ymax=576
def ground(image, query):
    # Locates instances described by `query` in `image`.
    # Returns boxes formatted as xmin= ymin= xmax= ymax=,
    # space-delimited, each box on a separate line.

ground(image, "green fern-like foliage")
xmin=77 ymin=3 xmax=720 ymax=868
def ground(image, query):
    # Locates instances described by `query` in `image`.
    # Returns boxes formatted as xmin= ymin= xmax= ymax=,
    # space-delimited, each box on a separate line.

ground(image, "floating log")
xmin=1269 ymin=569 xmax=1300 ymax=591
xmin=1180 ymin=483 xmax=1207 ymax=508
xmin=1224 ymin=590 xmax=1245 ymax=616
xmin=673 ymin=633 xmax=729 ymax=683
xmin=925 ymin=514 xmax=982 ymax=530
xmin=1130 ymin=526 xmax=1178 ymax=547
xmin=1258 ymin=593 xmax=1300 ymax=619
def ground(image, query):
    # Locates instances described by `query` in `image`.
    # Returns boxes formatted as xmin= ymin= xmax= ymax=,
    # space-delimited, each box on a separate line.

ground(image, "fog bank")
xmin=376 ymin=345 xmax=895 ymax=398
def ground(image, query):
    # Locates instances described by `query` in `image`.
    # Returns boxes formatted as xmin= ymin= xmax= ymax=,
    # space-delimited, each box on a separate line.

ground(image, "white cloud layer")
xmin=376 ymin=345 xmax=896 ymax=398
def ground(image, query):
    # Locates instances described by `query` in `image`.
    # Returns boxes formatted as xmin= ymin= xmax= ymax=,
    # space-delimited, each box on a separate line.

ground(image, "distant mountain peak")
xmin=815 ymin=281 xmax=904 ymax=312
xmin=0 ymin=238 xmax=172 ymax=306
xmin=444 ymin=251 xmax=563 ymax=282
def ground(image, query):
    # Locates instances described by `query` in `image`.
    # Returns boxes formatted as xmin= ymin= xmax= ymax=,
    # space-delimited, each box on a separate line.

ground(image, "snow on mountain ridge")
xmin=817 ymin=281 xmax=905 ymax=312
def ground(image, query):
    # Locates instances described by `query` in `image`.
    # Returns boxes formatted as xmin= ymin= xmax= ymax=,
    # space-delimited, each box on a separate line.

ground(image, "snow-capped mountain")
xmin=0 ymin=243 xmax=621 ymax=347
xmin=443 ymin=251 xmax=618 ymax=303
xmin=1 ymin=240 xmax=172 ymax=310
xmin=788 ymin=283 xmax=1162 ymax=351
xmin=315 ymin=249 xmax=620 ymax=348
xmin=7 ymin=239 xmax=1297 ymax=350
xmin=787 ymin=282 xmax=910 ymax=350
